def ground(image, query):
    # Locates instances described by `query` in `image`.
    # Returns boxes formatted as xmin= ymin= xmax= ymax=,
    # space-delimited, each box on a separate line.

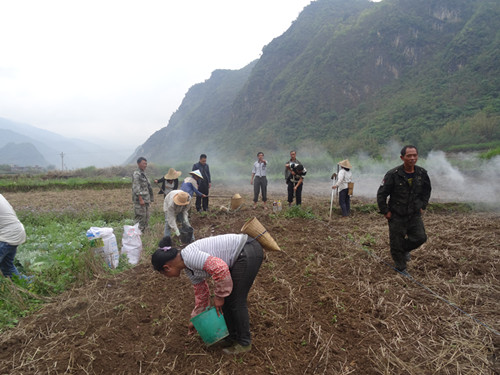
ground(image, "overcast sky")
xmin=0 ymin=0 xmax=317 ymax=152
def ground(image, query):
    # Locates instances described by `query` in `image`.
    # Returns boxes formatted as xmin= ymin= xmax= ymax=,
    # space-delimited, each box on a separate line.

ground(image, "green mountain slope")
xmin=131 ymin=0 xmax=500 ymax=163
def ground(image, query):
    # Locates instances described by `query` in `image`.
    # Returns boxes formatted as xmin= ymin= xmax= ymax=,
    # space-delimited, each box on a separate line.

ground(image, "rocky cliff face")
xmin=130 ymin=0 xmax=500 ymax=163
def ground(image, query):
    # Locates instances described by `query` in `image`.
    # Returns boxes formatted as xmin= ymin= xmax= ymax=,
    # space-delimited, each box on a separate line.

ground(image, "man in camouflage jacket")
xmin=377 ymin=145 xmax=431 ymax=274
xmin=132 ymin=157 xmax=154 ymax=232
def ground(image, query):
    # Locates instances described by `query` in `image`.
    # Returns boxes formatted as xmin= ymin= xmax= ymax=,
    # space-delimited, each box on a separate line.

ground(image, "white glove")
xmin=175 ymin=229 xmax=180 ymax=237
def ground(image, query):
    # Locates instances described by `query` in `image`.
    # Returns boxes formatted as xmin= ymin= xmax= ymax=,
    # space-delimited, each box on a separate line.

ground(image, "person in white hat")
xmin=181 ymin=170 xmax=207 ymax=211
xmin=154 ymin=168 xmax=182 ymax=198
xmin=332 ymin=159 xmax=353 ymax=217
xmin=163 ymin=190 xmax=193 ymax=238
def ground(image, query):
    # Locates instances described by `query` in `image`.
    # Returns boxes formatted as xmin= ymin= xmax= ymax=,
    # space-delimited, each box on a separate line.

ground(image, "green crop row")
xmin=0 ymin=209 xmax=166 ymax=332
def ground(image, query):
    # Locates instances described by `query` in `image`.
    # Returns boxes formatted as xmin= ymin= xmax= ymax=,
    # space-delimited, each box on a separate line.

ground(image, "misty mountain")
xmin=0 ymin=117 xmax=130 ymax=168
xmin=130 ymin=0 xmax=500 ymax=163
xmin=0 ymin=142 xmax=49 ymax=167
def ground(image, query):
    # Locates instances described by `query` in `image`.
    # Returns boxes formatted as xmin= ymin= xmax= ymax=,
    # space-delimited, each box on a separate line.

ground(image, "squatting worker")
xmin=377 ymin=145 xmax=432 ymax=274
xmin=151 ymin=234 xmax=263 ymax=355
xmin=0 ymin=194 xmax=26 ymax=278
xmin=132 ymin=156 xmax=154 ymax=232
xmin=250 ymin=152 xmax=268 ymax=210
xmin=163 ymin=190 xmax=193 ymax=240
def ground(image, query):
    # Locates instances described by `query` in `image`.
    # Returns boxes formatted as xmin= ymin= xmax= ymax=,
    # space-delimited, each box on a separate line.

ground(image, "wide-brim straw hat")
xmin=338 ymin=159 xmax=352 ymax=169
xmin=241 ymin=217 xmax=280 ymax=251
xmin=164 ymin=168 xmax=182 ymax=180
xmin=230 ymin=193 xmax=244 ymax=211
xmin=173 ymin=191 xmax=191 ymax=206
xmin=190 ymin=170 xmax=203 ymax=179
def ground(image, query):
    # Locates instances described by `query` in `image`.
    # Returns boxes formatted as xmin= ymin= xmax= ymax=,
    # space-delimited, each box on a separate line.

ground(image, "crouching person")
xmin=151 ymin=234 xmax=263 ymax=354
xmin=163 ymin=190 xmax=194 ymax=242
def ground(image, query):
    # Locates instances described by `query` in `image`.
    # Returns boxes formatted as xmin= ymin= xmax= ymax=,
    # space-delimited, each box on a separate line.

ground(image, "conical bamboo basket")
xmin=241 ymin=217 xmax=280 ymax=251
xmin=230 ymin=194 xmax=244 ymax=211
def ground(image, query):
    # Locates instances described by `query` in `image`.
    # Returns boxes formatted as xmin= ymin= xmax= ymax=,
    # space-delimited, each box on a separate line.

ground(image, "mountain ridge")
xmin=130 ymin=0 xmax=500 ymax=163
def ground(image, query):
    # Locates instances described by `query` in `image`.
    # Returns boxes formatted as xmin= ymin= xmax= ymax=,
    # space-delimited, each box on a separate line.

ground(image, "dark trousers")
xmin=287 ymin=182 xmax=303 ymax=205
xmin=253 ymin=176 xmax=267 ymax=203
xmin=339 ymin=188 xmax=350 ymax=216
xmin=388 ymin=214 xmax=427 ymax=270
xmin=222 ymin=240 xmax=263 ymax=346
xmin=195 ymin=181 xmax=209 ymax=211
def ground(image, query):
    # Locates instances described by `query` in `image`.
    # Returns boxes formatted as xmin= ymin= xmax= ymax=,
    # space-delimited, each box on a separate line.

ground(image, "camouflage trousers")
xmin=134 ymin=203 xmax=150 ymax=232
xmin=388 ymin=214 xmax=427 ymax=271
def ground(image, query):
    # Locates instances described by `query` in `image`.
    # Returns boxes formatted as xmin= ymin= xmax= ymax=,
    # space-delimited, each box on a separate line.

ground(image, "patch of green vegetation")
xmin=427 ymin=202 xmax=473 ymax=213
xmin=0 ymin=210 xmax=137 ymax=332
xmin=0 ymin=177 xmax=130 ymax=193
xmin=282 ymin=205 xmax=316 ymax=219
xmin=479 ymin=146 xmax=500 ymax=160
xmin=353 ymin=204 xmax=378 ymax=213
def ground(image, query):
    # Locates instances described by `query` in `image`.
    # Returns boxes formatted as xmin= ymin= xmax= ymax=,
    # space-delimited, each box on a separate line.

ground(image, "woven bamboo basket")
xmin=241 ymin=217 xmax=280 ymax=251
xmin=230 ymin=194 xmax=244 ymax=211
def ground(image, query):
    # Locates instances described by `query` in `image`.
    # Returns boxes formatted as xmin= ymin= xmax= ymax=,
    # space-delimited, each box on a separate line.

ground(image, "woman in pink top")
xmin=152 ymin=234 xmax=263 ymax=354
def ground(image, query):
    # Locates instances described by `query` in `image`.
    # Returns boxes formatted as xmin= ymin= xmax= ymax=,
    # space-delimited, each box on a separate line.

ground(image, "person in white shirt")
xmin=332 ymin=159 xmax=353 ymax=217
xmin=250 ymin=152 xmax=268 ymax=210
xmin=163 ymin=190 xmax=193 ymax=240
xmin=0 ymin=194 xmax=27 ymax=277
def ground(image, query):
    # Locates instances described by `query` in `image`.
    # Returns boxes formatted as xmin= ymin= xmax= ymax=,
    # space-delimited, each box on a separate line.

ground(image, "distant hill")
xmin=0 ymin=118 xmax=130 ymax=168
xmin=0 ymin=142 xmax=49 ymax=167
xmin=129 ymin=0 xmax=500 ymax=163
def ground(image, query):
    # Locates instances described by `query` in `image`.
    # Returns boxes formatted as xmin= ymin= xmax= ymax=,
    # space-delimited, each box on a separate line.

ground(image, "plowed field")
xmin=1 ymin=185 xmax=499 ymax=374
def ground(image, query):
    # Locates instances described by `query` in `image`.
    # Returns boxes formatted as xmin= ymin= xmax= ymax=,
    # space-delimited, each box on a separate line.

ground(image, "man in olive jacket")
xmin=377 ymin=145 xmax=431 ymax=274
xmin=132 ymin=157 xmax=154 ymax=232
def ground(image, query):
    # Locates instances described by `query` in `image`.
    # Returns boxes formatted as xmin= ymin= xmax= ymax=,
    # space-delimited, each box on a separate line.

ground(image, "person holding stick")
xmin=377 ymin=145 xmax=431 ymax=274
xmin=332 ymin=159 xmax=353 ymax=218
xmin=151 ymin=234 xmax=263 ymax=354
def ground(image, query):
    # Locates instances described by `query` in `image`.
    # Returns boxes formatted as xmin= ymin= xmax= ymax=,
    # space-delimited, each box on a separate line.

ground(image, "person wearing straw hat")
xmin=250 ymin=152 xmax=268 ymax=210
xmin=377 ymin=145 xmax=432 ymax=275
xmin=163 ymin=190 xmax=193 ymax=239
xmin=154 ymin=168 xmax=182 ymax=198
xmin=332 ymin=159 xmax=353 ymax=217
xmin=151 ymin=233 xmax=263 ymax=355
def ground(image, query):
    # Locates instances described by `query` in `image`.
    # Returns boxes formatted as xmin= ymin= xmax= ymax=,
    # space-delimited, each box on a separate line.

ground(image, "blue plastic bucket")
xmin=190 ymin=307 xmax=229 ymax=345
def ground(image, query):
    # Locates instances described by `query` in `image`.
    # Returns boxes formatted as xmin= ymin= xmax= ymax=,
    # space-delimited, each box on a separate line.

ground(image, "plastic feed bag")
xmin=121 ymin=223 xmax=143 ymax=265
xmin=86 ymin=227 xmax=120 ymax=268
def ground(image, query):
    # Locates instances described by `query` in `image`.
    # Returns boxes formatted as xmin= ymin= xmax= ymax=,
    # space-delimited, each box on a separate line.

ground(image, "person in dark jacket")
xmin=192 ymin=154 xmax=211 ymax=212
xmin=377 ymin=145 xmax=431 ymax=274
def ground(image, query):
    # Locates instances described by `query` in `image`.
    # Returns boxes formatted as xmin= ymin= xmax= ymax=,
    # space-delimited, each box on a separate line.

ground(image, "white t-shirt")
xmin=0 ymin=194 xmax=26 ymax=246
xmin=334 ymin=169 xmax=352 ymax=192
